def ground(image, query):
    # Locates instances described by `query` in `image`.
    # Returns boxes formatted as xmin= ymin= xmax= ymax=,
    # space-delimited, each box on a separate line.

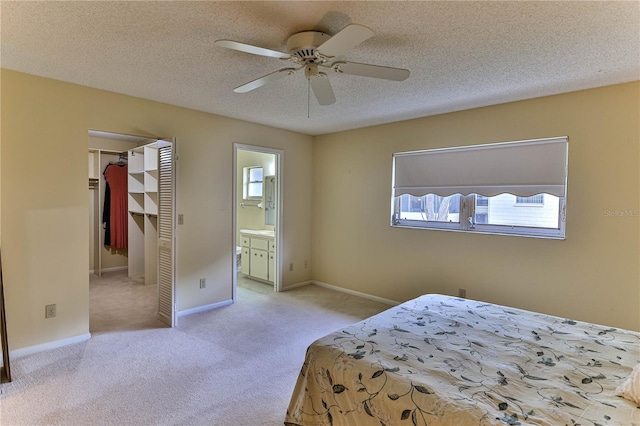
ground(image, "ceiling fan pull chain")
xmin=307 ymin=77 xmax=311 ymax=119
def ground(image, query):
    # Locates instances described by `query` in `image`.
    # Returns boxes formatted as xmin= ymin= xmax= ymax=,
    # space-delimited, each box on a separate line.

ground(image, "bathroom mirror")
xmin=264 ymin=175 xmax=276 ymax=226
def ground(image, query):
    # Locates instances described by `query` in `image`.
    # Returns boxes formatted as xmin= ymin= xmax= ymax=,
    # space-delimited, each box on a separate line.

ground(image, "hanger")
xmin=106 ymin=153 xmax=127 ymax=169
xmin=108 ymin=153 xmax=127 ymax=166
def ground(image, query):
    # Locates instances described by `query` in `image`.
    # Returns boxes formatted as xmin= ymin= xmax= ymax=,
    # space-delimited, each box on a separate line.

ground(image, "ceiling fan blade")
xmin=215 ymin=39 xmax=290 ymax=59
xmin=316 ymin=24 xmax=374 ymax=58
xmin=234 ymin=68 xmax=297 ymax=93
xmin=333 ymin=61 xmax=410 ymax=81
xmin=309 ymin=73 xmax=336 ymax=105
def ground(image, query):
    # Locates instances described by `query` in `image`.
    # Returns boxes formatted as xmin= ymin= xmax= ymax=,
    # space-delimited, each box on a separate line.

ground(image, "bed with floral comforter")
xmin=285 ymin=294 xmax=640 ymax=425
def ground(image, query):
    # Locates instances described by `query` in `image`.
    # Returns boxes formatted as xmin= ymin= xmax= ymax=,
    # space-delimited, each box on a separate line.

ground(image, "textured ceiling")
xmin=2 ymin=1 xmax=639 ymax=135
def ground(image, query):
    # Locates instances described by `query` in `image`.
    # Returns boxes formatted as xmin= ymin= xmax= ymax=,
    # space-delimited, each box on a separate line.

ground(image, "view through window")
xmin=243 ymin=166 xmax=263 ymax=200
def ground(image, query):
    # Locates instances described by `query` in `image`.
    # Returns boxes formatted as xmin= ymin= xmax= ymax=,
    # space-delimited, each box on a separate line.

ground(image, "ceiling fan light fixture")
xmin=304 ymin=64 xmax=319 ymax=78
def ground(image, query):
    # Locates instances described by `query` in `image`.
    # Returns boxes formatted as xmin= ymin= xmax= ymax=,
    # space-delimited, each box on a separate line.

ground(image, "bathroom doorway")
xmin=233 ymin=144 xmax=283 ymax=301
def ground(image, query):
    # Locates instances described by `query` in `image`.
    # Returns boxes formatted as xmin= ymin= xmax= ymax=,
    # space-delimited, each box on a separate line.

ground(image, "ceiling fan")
xmin=215 ymin=24 xmax=410 ymax=106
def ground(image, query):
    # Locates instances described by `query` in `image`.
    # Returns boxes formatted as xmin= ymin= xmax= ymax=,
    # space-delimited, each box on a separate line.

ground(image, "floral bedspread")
xmin=285 ymin=294 xmax=640 ymax=426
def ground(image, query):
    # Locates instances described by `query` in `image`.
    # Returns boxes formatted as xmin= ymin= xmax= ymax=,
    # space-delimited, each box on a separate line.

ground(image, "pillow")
xmin=617 ymin=363 xmax=640 ymax=405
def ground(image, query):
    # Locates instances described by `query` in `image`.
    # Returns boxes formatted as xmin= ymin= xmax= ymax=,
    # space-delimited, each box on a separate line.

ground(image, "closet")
xmin=89 ymin=132 xmax=177 ymax=327
xmin=89 ymin=148 xmax=132 ymax=276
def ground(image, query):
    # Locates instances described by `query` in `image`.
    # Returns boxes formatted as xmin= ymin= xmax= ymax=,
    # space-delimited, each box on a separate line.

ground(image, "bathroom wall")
xmin=236 ymin=150 xmax=276 ymax=243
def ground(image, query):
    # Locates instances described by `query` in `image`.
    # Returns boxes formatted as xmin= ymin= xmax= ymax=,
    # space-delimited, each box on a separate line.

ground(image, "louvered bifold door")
xmin=157 ymin=140 xmax=176 ymax=327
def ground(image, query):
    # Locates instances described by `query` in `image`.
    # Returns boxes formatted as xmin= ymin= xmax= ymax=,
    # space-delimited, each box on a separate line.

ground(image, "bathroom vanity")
xmin=239 ymin=229 xmax=275 ymax=283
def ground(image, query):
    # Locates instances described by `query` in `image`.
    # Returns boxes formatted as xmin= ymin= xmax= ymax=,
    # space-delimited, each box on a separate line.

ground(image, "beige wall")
xmin=1 ymin=69 xmax=313 ymax=351
xmin=2 ymin=68 xmax=638 ymax=354
xmin=312 ymin=82 xmax=640 ymax=331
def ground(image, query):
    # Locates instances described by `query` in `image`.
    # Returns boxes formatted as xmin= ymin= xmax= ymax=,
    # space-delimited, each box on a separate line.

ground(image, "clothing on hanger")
xmin=103 ymin=162 xmax=128 ymax=249
xmin=103 ymin=180 xmax=111 ymax=246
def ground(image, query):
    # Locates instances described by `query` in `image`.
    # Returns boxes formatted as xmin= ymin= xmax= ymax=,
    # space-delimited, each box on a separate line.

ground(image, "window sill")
xmin=392 ymin=221 xmax=565 ymax=240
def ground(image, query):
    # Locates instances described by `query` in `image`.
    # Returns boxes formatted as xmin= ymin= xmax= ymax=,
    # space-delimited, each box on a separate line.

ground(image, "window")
xmin=391 ymin=137 xmax=568 ymax=239
xmin=243 ymin=166 xmax=263 ymax=200
xmin=472 ymin=193 xmax=560 ymax=229
xmin=474 ymin=195 xmax=488 ymax=224
xmin=515 ymin=194 xmax=544 ymax=205
xmin=397 ymin=194 xmax=461 ymax=224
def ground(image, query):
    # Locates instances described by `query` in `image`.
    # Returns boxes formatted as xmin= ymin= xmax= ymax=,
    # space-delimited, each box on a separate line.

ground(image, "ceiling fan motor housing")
xmin=286 ymin=31 xmax=331 ymax=63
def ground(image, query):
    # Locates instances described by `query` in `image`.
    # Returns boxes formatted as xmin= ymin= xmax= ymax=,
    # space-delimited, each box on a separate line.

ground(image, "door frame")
xmin=87 ymin=130 xmax=177 ymax=328
xmin=232 ymin=143 xmax=284 ymax=301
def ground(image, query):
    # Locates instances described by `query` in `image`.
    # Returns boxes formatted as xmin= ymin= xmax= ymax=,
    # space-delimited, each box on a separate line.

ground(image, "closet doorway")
xmin=233 ymin=144 xmax=283 ymax=301
xmin=88 ymin=131 xmax=177 ymax=331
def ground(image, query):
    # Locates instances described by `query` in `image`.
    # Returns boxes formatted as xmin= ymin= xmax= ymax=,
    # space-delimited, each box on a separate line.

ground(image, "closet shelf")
xmin=127 ymin=140 xmax=168 ymax=290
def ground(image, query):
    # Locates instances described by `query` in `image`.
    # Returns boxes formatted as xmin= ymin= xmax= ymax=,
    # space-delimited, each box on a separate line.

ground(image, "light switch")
xmin=178 ymin=214 xmax=184 ymax=225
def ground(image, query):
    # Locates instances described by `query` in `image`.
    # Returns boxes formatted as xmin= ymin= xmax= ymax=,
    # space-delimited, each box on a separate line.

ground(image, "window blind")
xmin=392 ymin=137 xmax=568 ymax=198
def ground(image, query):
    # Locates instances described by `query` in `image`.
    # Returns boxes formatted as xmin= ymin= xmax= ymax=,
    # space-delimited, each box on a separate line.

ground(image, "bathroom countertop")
xmin=239 ymin=229 xmax=275 ymax=238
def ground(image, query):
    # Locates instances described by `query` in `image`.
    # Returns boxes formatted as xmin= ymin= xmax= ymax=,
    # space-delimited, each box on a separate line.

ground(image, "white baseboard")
xmin=312 ymin=281 xmax=400 ymax=306
xmin=177 ymin=299 xmax=233 ymax=317
xmin=10 ymin=333 xmax=92 ymax=359
xmin=281 ymin=280 xmax=312 ymax=291
xmin=104 ymin=266 xmax=128 ymax=272
xmin=89 ymin=266 xmax=128 ymax=275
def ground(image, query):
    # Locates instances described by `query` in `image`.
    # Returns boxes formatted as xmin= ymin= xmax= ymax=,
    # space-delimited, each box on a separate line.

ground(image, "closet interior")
xmin=88 ymin=131 xmax=158 ymax=283
xmin=89 ymin=131 xmax=177 ymax=327
xmin=89 ymin=148 xmax=131 ymax=276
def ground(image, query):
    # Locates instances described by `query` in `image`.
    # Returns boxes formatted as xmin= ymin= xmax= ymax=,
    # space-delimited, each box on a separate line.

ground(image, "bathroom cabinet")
xmin=239 ymin=230 xmax=275 ymax=283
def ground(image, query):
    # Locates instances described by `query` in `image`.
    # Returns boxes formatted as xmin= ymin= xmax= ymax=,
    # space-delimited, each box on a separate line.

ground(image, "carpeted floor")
xmin=0 ymin=271 xmax=390 ymax=425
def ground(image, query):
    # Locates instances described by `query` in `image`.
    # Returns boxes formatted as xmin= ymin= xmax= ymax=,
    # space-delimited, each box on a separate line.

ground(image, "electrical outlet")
xmin=458 ymin=288 xmax=467 ymax=298
xmin=45 ymin=304 xmax=56 ymax=319
xmin=199 ymin=278 xmax=206 ymax=289
xmin=289 ymin=263 xmax=294 ymax=272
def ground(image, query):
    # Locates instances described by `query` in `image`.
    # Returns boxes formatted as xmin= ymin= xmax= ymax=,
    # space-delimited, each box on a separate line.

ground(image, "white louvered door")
xmin=157 ymin=139 xmax=176 ymax=327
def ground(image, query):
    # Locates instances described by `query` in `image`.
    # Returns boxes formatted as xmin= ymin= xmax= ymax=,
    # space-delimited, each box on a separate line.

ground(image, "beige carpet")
xmin=0 ymin=271 xmax=390 ymax=425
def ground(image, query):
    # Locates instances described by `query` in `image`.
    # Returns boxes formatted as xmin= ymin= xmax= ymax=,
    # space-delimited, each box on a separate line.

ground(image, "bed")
xmin=285 ymin=294 xmax=640 ymax=425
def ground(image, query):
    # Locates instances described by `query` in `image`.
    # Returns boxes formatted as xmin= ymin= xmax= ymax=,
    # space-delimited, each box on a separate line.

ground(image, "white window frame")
xmin=465 ymin=194 xmax=566 ymax=239
xmin=391 ymin=137 xmax=568 ymax=240
xmin=243 ymin=166 xmax=263 ymax=200
xmin=392 ymin=194 xmax=566 ymax=239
